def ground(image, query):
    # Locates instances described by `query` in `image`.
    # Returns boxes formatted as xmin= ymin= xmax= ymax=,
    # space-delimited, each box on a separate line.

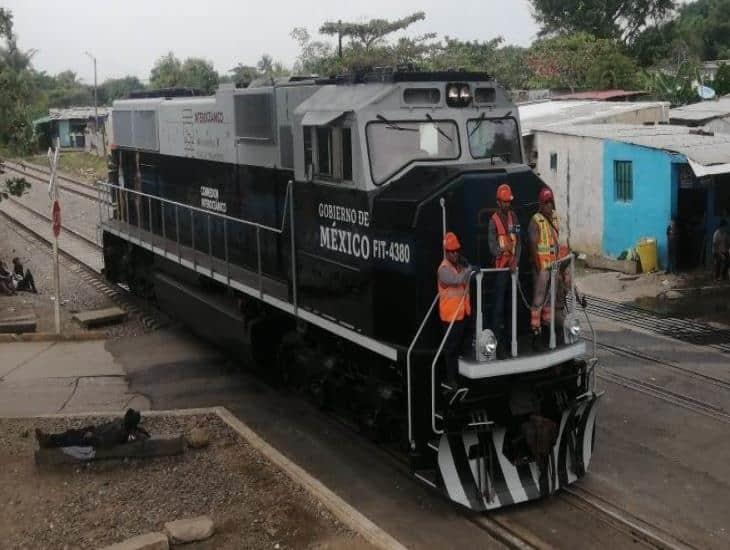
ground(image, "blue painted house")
xmin=534 ymin=124 xmax=730 ymax=270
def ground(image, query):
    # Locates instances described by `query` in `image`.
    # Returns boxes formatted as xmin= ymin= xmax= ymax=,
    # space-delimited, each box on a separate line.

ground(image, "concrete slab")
xmin=0 ymin=340 xmax=150 ymax=416
xmin=0 ymin=341 xmax=54 ymax=378
xmin=2 ymin=340 xmax=124 ymax=381
xmin=0 ymin=311 xmax=38 ymax=334
xmin=73 ymin=306 xmax=127 ymax=328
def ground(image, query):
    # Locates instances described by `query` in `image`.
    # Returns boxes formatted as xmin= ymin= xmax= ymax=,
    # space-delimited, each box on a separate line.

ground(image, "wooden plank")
xmin=72 ymin=306 xmax=127 ymax=328
xmin=585 ymin=254 xmax=639 ymax=275
xmin=0 ymin=315 xmax=38 ymax=334
xmin=35 ymin=436 xmax=185 ymax=465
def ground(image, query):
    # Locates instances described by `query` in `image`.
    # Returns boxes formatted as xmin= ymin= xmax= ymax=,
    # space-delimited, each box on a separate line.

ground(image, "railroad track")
xmin=3 ymin=159 xmax=109 ymax=204
xmin=586 ymin=295 xmax=730 ymax=353
xmin=0 ymin=200 xmax=167 ymax=332
xmin=4 ymin=195 xmax=100 ymax=250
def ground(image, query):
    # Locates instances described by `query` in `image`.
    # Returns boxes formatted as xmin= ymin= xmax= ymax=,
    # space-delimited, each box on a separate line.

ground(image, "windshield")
xmin=366 ymin=120 xmax=460 ymax=184
xmin=467 ymin=117 xmax=522 ymax=163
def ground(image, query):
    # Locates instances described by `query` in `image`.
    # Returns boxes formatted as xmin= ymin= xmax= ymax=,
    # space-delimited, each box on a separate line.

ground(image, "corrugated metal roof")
xmin=47 ymin=106 xmax=110 ymax=120
xmin=534 ymin=123 xmax=730 ymax=170
xmin=669 ymin=96 xmax=730 ymax=123
xmin=519 ymin=100 xmax=669 ymax=135
xmin=553 ymin=90 xmax=648 ymax=101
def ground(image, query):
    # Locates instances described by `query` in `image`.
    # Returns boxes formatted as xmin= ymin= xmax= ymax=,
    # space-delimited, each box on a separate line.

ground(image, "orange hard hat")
xmin=496 ymin=183 xmax=513 ymax=202
xmin=538 ymin=187 xmax=554 ymax=204
xmin=443 ymin=232 xmax=461 ymax=252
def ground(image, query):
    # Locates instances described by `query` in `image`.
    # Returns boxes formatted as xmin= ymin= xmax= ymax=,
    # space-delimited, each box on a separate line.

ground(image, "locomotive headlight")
xmin=459 ymin=85 xmax=472 ymax=103
xmin=447 ymin=85 xmax=460 ymax=101
xmin=479 ymin=329 xmax=498 ymax=361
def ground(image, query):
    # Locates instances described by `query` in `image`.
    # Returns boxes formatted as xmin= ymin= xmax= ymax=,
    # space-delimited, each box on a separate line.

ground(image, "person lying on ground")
xmin=12 ymin=257 xmax=37 ymax=293
xmin=0 ymin=261 xmax=17 ymax=296
xmin=35 ymin=409 xmax=150 ymax=449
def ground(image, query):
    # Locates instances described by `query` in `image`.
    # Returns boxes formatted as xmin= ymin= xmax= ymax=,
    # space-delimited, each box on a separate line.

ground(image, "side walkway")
xmin=0 ymin=340 xmax=149 ymax=416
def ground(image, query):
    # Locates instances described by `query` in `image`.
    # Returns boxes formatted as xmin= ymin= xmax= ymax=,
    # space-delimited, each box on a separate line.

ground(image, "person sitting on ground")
xmin=35 ymin=408 xmax=149 ymax=449
xmin=12 ymin=257 xmax=37 ymax=293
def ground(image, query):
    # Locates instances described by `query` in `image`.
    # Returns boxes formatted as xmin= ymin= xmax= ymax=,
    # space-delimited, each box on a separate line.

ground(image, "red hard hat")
xmin=538 ymin=187 xmax=554 ymax=204
xmin=443 ymin=232 xmax=461 ymax=252
xmin=496 ymin=183 xmax=514 ymax=202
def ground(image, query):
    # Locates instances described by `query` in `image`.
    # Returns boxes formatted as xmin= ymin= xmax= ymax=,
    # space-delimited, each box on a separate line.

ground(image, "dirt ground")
xmin=0 ymin=413 xmax=372 ymax=550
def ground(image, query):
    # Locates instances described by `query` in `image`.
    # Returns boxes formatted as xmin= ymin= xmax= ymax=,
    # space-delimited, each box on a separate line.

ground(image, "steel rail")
xmin=597 ymin=369 xmax=730 ymax=424
xmin=4 ymin=195 xmax=101 ymax=251
xmin=561 ymin=486 xmax=697 ymax=550
xmin=585 ymin=295 xmax=730 ymax=353
xmin=3 ymin=160 xmax=109 ymax=204
xmin=596 ymin=340 xmax=730 ymax=392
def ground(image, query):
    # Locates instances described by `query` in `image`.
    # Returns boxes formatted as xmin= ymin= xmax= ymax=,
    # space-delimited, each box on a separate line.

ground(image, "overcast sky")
xmin=4 ymin=0 xmax=539 ymax=84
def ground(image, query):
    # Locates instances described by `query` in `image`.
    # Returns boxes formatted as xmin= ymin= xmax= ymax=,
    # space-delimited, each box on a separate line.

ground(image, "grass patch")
xmin=29 ymin=151 xmax=107 ymax=183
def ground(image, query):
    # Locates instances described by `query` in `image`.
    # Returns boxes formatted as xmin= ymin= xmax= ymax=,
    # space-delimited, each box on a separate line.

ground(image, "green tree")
xmin=256 ymin=54 xmax=288 ymax=78
xmin=0 ymin=8 xmax=37 ymax=153
xmin=228 ymin=63 xmax=260 ymax=85
xmin=320 ymin=12 xmax=426 ymax=52
xmin=149 ymin=52 xmax=182 ymax=89
xmin=527 ymin=32 xmax=636 ymax=91
xmin=179 ymin=58 xmax=219 ymax=93
xmin=291 ymin=27 xmax=340 ymax=75
xmin=99 ymin=76 xmax=144 ymax=103
xmin=529 ymin=0 xmax=675 ymax=42
xmin=0 ymin=159 xmax=31 ymax=202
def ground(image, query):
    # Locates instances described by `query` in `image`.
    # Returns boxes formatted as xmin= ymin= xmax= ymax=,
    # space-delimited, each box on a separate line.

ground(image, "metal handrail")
xmin=406 ymin=293 xmax=440 ymax=448
xmin=99 ymin=179 xmax=296 ymax=310
xmin=98 ymin=180 xmax=291 ymax=235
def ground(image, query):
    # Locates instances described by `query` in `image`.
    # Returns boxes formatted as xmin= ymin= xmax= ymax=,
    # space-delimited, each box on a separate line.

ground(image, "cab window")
xmin=305 ymin=126 xmax=353 ymax=183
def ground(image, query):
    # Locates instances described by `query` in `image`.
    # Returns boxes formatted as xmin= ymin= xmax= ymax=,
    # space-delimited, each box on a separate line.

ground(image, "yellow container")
xmin=636 ymin=238 xmax=658 ymax=273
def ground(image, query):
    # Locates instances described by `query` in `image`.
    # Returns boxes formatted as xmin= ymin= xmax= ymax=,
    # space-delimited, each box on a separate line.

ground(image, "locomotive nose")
xmin=437 ymin=392 xmax=602 ymax=511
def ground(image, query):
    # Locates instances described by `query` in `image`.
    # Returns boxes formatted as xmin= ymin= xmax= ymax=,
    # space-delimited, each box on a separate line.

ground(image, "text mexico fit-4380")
xmin=100 ymin=69 xmax=601 ymax=511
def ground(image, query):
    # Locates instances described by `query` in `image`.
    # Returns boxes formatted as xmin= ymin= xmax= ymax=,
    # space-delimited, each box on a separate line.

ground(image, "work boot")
xmin=35 ymin=428 xmax=53 ymax=449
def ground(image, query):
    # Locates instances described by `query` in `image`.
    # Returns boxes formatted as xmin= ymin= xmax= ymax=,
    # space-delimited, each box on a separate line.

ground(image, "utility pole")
xmin=338 ymin=20 xmax=343 ymax=59
xmin=85 ymin=51 xmax=105 ymax=155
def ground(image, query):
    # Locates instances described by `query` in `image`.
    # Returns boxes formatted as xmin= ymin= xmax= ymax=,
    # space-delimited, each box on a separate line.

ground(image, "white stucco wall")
xmin=533 ymin=132 xmax=604 ymax=255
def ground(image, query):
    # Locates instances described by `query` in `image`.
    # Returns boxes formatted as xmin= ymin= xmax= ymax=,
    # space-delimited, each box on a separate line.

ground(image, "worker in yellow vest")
xmin=438 ymin=232 xmax=474 ymax=388
xmin=488 ymin=183 xmax=521 ymax=358
xmin=528 ymin=187 xmax=559 ymax=348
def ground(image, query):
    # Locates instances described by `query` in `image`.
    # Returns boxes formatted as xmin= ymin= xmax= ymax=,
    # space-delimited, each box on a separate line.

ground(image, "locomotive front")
xmin=328 ymin=73 xmax=603 ymax=510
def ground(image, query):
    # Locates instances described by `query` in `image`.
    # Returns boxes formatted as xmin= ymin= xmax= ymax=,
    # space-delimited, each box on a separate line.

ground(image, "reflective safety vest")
xmin=437 ymin=259 xmax=471 ymax=322
xmin=491 ymin=211 xmax=518 ymax=268
xmin=532 ymin=212 xmax=559 ymax=271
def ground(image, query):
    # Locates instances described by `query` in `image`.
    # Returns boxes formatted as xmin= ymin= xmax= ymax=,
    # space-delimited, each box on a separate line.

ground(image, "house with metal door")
xmin=532 ymin=124 xmax=730 ymax=270
xmin=33 ymin=107 xmax=109 ymax=150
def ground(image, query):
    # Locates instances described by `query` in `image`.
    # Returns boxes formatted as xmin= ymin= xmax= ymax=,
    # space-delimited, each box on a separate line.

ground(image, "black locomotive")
xmin=101 ymin=69 xmax=601 ymax=511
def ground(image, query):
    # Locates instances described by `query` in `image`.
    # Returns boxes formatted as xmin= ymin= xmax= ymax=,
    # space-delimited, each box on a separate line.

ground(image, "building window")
xmin=550 ymin=153 xmax=558 ymax=171
xmin=614 ymin=160 xmax=633 ymax=202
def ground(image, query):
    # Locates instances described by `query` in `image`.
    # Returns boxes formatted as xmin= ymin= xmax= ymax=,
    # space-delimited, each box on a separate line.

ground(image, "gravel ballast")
xmin=0 ymin=413 xmax=371 ymax=549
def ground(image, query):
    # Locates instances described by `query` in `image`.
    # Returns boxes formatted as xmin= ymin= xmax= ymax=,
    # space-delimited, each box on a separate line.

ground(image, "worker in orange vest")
xmin=438 ymin=232 xmax=474 ymax=388
xmin=487 ymin=183 xmax=521 ymax=358
xmin=528 ymin=187 xmax=559 ymax=349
